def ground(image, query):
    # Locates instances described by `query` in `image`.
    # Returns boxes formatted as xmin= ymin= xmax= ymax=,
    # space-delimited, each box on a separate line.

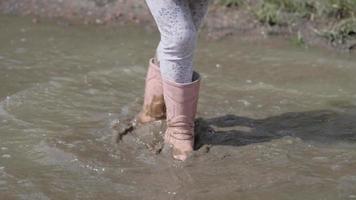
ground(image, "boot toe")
xmin=172 ymin=147 xmax=191 ymax=161
xmin=136 ymin=111 xmax=156 ymax=124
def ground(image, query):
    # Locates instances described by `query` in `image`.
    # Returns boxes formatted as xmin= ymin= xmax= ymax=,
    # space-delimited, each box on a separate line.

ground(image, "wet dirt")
xmin=1 ymin=15 xmax=356 ymax=200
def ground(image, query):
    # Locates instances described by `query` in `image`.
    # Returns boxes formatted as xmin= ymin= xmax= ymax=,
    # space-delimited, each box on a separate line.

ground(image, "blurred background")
xmin=1 ymin=0 xmax=355 ymax=51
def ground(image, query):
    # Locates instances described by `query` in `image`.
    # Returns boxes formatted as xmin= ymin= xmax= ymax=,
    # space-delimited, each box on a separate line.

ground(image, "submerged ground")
xmin=0 ymin=15 xmax=356 ymax=199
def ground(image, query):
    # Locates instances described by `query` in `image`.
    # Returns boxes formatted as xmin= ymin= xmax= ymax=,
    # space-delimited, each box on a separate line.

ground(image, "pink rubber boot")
xmin=162 ymin=72 xmax=201 ymax=161
xmin=137 ymin=58 xmax=166 ymax=124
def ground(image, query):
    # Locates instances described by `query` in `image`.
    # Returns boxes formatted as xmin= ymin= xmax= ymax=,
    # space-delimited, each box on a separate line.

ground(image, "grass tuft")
xmin=216 ymin=0 xmax=244 ymax=7
xmin=319 ymin=18 xmax=356 ymax=45
xmin=216 ymin=0 xmax=356 ymax=46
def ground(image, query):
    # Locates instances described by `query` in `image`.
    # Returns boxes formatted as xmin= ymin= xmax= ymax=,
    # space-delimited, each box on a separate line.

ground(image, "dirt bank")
xmin=0 ymin=0 xmax=355 ymax=52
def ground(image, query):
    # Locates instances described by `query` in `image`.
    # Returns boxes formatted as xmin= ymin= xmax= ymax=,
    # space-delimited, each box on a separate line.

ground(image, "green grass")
xmin=217 ymin=0 xmax=244 ymax=7
xmin=252 ymin=0 xmax=356 ymax=25
xmin=216 ymin=0 xmax=356 ymax=46
xmin=318 ymin=18 xmax=356 ymax=45
xmin=216 ymin=0 xmax=356 ymax=23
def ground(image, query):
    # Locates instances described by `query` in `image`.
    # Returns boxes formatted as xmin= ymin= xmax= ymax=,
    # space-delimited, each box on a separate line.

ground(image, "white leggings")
xmin=145 ymin=0 xmax=210 ymax=83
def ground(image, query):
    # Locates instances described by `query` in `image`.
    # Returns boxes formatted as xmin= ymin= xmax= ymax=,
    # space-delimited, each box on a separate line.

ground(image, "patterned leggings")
xmin=145 ymin=0 xmax=210 ymax=83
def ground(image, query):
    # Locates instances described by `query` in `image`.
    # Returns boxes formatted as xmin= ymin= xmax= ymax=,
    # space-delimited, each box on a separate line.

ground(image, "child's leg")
xmin=145 ymin=0 xmax=210 ymax=161
xmin=145 ymin=0 xmax=197 ymax=84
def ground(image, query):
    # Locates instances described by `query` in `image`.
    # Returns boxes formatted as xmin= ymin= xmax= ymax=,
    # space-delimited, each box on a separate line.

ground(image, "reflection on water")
xmin=0 ymin=15 xmax=356 ymax=199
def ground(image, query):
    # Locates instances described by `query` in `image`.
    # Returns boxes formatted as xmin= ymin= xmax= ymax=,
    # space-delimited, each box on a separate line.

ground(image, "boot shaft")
xmin=162 ymin=72 xmax=200 ymax=128
xmin=140 ymin=59 xmax=166 ymax=121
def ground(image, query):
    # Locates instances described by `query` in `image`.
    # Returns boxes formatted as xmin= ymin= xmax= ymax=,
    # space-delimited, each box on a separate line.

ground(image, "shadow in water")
xmin=195 ymin=106 xmax=356 ymax=150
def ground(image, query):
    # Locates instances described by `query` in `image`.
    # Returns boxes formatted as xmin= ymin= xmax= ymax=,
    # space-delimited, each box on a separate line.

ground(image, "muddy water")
xmin=1 ymin=14 xmax=356 ymax=200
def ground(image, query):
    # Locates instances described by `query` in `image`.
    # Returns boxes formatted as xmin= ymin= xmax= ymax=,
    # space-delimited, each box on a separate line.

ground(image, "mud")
xmin=1 ymin=14 xmax=356 ymax=199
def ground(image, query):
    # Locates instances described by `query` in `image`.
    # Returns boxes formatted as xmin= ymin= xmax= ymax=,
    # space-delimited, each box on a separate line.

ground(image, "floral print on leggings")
xmin=145 ymin=0 xmax=210 ymax=83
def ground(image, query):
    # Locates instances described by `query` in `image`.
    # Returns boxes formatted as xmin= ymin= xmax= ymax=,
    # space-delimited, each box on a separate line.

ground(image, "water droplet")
xmin=2 ymin=154 xmax=11 ymax=159
xmin=238 ymin=99 xmax=251 ymax=107
xmin=95 ymin=19 xmax=102 ymax=24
